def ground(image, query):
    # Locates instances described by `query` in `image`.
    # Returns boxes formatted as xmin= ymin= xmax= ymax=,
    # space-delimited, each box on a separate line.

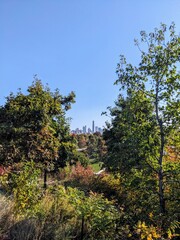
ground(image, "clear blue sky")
xmin=1 ymin=0 xmax=180 ymax=130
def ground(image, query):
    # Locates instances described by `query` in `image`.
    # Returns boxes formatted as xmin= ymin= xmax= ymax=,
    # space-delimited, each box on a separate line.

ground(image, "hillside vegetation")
xmin=0 ymin=23 xmax=179 ymax=240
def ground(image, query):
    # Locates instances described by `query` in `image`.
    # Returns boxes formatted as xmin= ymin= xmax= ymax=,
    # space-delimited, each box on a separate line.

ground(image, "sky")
xmin=1 ymin=0 xmax=180 ymax=130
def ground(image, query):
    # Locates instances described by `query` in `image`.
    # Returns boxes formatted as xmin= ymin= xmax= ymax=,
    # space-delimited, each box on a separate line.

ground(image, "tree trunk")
xmin=80 ymin=216 xmax=84 ymax=240
xmin=155 ymin=82 xmax=166 ymax=215
xmin=158 ymin=169 xmax=166 ymax=214
xmin=158 ymin=119 xmax=166 ymax=214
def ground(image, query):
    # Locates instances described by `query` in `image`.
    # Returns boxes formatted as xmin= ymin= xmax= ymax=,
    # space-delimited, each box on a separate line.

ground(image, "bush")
xmin=70 ymin=163 xmax=94 ymax=183
xmin=12 ymin=161 xmax=41 ymax=217
xmin=65 ymin=163 xmax=95 ymax=192
xmin=76 ymin=152 xmax=90 ymax=167
xmin=48 ymin=186 xmax=119 ymax=240
xmin=92 ymin=173 xmax=122 ymax=200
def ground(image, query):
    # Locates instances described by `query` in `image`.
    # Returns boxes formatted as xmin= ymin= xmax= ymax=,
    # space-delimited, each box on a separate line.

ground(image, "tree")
xmin=104 ymin=23 xmax=180 ymax=217
xmin=86 ymin=133 xmax=107 ymax=161
xmin=76 ymin=134 xmax=87 ymax=149
xmin=0 ymin=78 xmax=76 ymax=188
xmin=103 ymin=90 xmax=157 ymax=173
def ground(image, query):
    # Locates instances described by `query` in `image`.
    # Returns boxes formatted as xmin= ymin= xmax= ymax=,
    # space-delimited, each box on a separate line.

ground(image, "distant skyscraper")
xmin=92 ymin=120 xmax=95 ymax=133
xmin=83 ymin=125 xmax=87 ymax=133
xmin=88 ymin=127 xmax=92 ymax=133
xmin=71 ymin=120 xmax=103 ymax=135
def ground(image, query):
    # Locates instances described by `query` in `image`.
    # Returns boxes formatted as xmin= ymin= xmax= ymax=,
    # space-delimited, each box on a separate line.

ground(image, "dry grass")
xmin=0 ymin=191 xmax=79 ymax=240
xmin=0 ymin=194 xmax=14 ymax=239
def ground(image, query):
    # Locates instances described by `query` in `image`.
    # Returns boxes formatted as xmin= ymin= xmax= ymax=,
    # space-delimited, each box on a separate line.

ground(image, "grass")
xmin=90 ymin=162 xmax=102 ymax=173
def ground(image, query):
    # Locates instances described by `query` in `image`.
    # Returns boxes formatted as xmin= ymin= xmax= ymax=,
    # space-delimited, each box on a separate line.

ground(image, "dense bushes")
xmin=1 ymin=190 xmax=114 ymax=240
xmin=1 ymin=161 xmax=179 ymax=239
xmin=0 ymin=162 xmax=118 ymax=239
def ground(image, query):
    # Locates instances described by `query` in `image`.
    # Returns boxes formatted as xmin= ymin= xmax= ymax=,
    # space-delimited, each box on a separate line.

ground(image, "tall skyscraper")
xmin=71 ymin=120 xmax=103 ymax=134
xmin=83 ymin=125 xmax=87 ymax=134
xmin=92 ymin=120 xmax=95 ymax=133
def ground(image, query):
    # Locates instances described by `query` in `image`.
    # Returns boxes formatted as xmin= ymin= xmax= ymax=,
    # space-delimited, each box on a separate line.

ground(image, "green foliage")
xmin=1 ymin=168 xmax=180 ymax=239
xmin=0 ymin=78 xmax=76 ymax=182
xmin=75 ymin=133 xmax=107 ymax=162
xmin=0 ymin=172 xmax=10 ymax=193
xmin=104 ymin=23 xmax=180 ymax=219
xmin=55 ymin=186 xmax=119 ymax=240
xmin=90 ymin=161 xmax=102 ymax=172
xmin=92 ymin=173 xmax=122 ymax=200
xmin=8 ymin=183 xmax=120 ymax=239
xmin=87 ymin=133 xmax=107 ymax=161
xmin=134 ymin=221 xmax=161 ymax=239
xmin=12 ymin=161 xmax=41 ymax=217
xmin=72 ymin=151 xmax=90 ymax=167
xmin=103 ymin=91 xmax=156 ymax=173
xmin=0 ymin=23 xmax=179 ymax=240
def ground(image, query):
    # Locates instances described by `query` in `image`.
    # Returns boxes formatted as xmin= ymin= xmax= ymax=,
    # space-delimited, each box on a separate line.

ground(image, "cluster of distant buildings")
xmin=71 ymin=120 xmax=103 ymax=134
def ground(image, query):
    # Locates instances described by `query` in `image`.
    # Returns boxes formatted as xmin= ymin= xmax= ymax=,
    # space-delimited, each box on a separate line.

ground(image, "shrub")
xmin=75 ymin=151 xmax=90 ymax=167
xmin=92 ymin=173 xmax=122 ymax=200
xmin=68 ymin=162 xmax=94 ymax=192
xmin=134 ymin=221 xmax=161 ymax=240
xmin=35 ymin=185 xmax=120 ymax=240
xmin=56 ymin=165 xmax=71 ymax=181
xmin=71 ymin=162 xmax=94 ymax=180
xmin=12 ymin=161 xmax=41 ymax=217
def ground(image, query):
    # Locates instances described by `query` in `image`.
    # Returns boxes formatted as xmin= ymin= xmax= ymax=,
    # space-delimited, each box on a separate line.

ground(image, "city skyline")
xmin=71 ymin=120 xmax=103 ymax=134
xmin=1 ymin=1 xmax=180 ymax=130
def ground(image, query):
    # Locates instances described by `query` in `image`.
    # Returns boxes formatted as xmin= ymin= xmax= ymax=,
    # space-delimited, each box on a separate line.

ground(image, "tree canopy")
xmin=103 ymin=23 xmax=180 ymax=216
xmin=0 ymin=79 xmax=76 ymax=173
xmin=0 ymin=23 xmax=180 ymax=240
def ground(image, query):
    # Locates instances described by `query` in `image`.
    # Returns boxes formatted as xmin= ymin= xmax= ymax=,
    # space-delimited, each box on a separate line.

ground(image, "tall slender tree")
xmin=104 ymin=23 xmax=180 ymax=216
